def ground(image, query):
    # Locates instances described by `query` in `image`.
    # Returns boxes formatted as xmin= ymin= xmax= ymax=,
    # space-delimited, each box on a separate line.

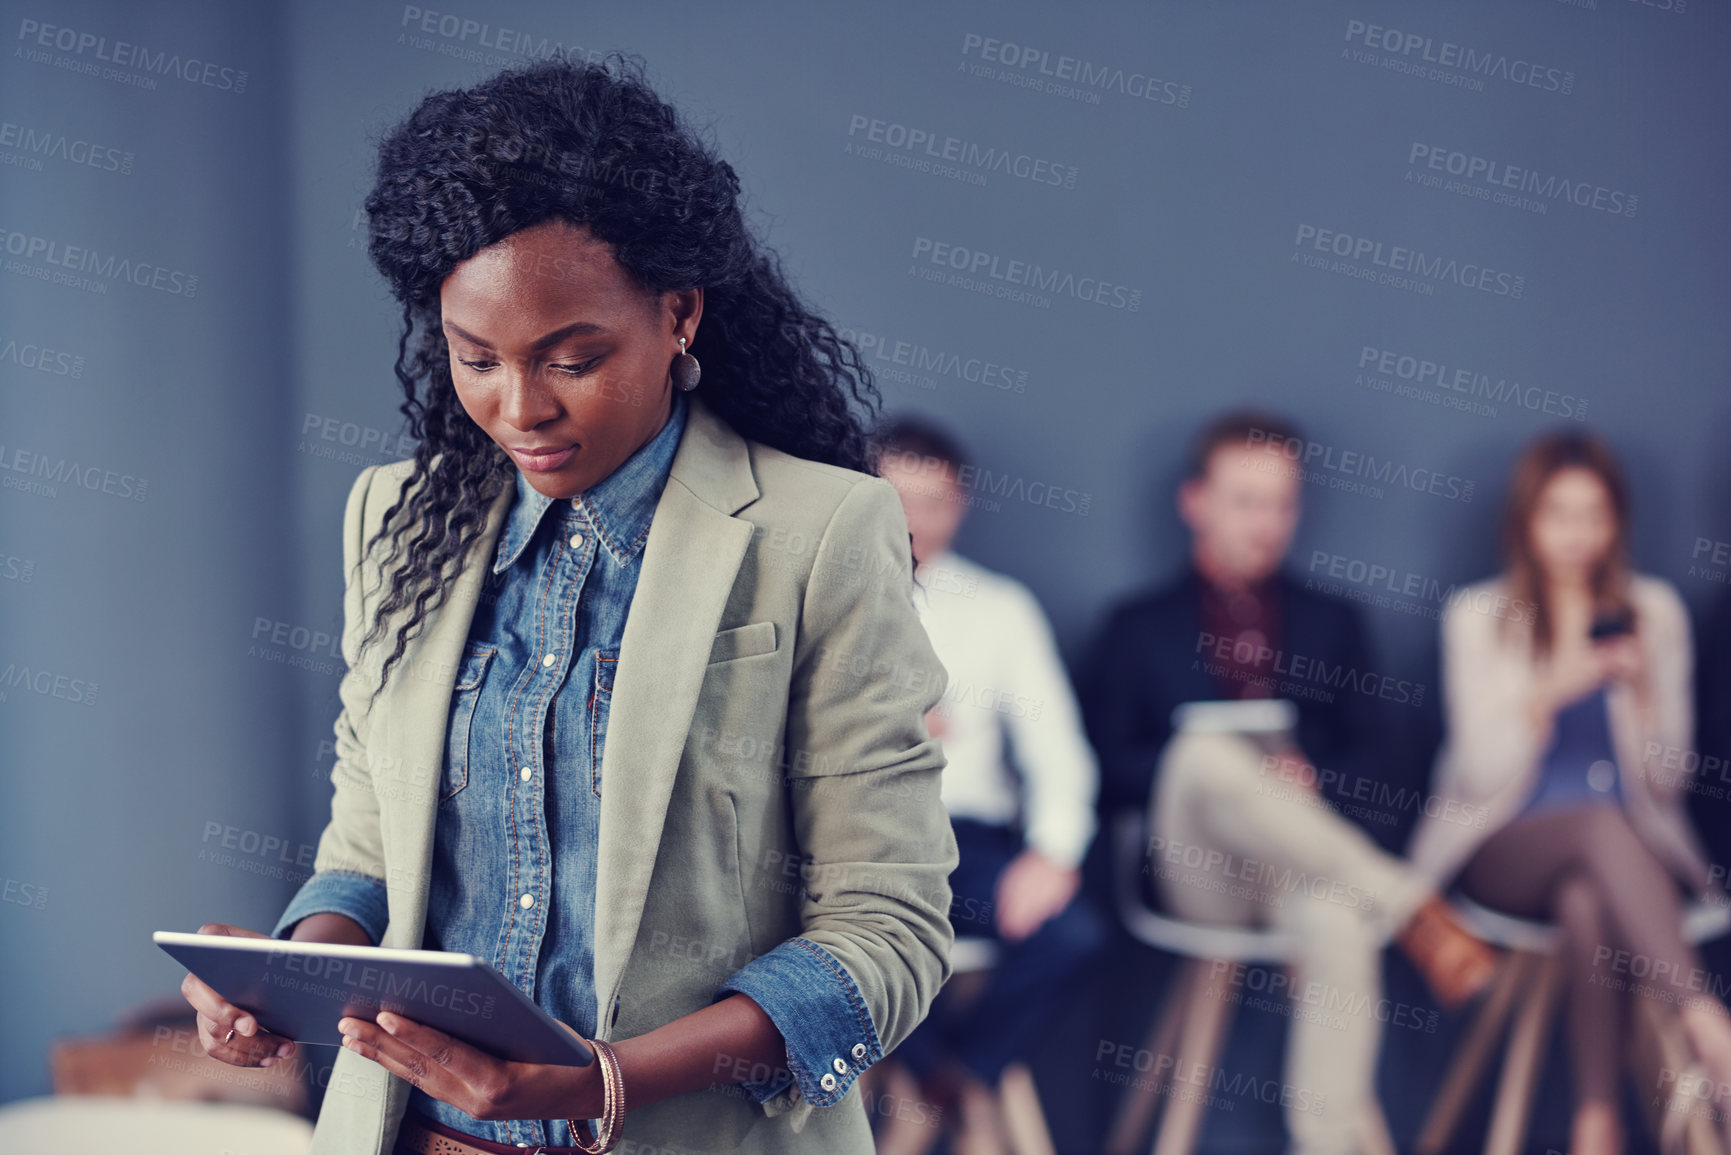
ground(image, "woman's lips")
xmin=511 ymin=444 xmax=576 ymax=472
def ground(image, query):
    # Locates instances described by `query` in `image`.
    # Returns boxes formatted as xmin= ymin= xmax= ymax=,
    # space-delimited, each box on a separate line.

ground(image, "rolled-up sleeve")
xmin=271 ymin=869 xmax=389 ymax=943
xmin=711 ymin=936 xmax=883 ymax=1107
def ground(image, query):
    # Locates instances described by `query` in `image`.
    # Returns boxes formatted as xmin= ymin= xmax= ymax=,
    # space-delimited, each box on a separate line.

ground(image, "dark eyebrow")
xmin=441 ymin=319 xmax=608 ymax=350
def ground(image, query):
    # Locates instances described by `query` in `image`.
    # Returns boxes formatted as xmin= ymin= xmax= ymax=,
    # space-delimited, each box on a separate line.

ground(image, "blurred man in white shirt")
xmin=870 ymin=415 xmax=1106 ymax=1155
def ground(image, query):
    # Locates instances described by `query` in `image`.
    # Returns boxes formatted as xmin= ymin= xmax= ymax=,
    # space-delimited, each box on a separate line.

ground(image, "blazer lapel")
xmin=592 ymin=394 xmax=760 ymax=1032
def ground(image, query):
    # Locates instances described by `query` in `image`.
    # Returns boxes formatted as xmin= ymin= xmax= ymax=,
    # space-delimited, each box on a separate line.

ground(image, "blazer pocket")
xmin=441 ymin=642 xmax=497 ymax=803
xmin=707 ymin=620 xmax=778 ymax=665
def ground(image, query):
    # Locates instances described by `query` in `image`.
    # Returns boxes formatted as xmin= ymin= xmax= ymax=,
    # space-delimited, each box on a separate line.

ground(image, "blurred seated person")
xmin=870 ymin=415 xmax=1108 ymax=1155
xmin=1408 ymin=430 xmax=1731 ymax=1155
xmin=1692 ymin=574 xmax=1731 ymax=984
xmin=1082 ymin=409 xmax=1497 ymax=1155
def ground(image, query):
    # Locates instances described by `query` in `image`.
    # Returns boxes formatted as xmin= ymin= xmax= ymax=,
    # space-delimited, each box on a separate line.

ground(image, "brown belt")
xmin=395 ymin=1110 xmax=595 ymax=1155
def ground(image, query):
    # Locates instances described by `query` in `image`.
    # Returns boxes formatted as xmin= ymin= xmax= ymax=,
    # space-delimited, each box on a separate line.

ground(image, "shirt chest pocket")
xmin=441 ymin=642 xmax=497 ymax=804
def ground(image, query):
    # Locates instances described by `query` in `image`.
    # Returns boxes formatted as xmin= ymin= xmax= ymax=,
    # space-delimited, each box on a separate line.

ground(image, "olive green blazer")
xmin=304 ymin=391 xmax=957 ymax=1153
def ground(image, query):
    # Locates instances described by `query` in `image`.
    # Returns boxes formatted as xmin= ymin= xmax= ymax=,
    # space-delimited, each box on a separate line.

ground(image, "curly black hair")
xmin=351 ymin=51 xmax=884 ymax=704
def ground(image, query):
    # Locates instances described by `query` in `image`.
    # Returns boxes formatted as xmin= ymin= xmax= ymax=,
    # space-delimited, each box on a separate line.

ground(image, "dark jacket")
xmin=1080 ymin=563 xmax=1399 ymax=832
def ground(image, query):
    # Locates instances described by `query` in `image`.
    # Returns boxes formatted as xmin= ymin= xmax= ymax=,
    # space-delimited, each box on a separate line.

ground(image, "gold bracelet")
xmin=567 ymin=1037 xmax=625 ymax=1154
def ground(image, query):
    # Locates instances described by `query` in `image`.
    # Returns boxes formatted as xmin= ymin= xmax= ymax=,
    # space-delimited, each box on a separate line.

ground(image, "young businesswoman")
xmin=1409 ymin=431 xmax=1731 ymax=1155
xmin=177 ymin=54 xmax=957 ymax=1155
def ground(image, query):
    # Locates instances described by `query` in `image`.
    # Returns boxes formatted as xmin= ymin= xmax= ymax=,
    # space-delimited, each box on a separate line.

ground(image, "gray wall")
xmin=3 ymin=0 xmax=1727 ymax=1125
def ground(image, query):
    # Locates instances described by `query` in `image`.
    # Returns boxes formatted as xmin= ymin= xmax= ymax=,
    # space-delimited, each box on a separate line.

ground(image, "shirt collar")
xmin=492 ymin=389 xmax=689 ymax=574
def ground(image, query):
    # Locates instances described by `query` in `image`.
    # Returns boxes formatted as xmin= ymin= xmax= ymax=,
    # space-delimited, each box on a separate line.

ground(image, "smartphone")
xmin=1589 ymin=610 xmax=1634 ymax=641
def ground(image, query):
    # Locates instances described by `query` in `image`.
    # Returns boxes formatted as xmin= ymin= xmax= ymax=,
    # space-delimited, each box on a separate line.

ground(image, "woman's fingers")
xmin=195 ymin=1009 xmax=289 ymax=1066
xmin=338 ymin=1012 xmax=500 ymax=1116
xmin=197 ymin=921 xmax=272 ymax=939
xmin=179 ymin=968 xmax=294 ymax=1066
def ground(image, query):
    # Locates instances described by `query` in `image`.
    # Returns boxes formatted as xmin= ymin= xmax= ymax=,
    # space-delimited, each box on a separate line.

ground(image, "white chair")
xmin=1103 ymin=808 xmax=1398 ymax=1155
xmin=0 ymin=1095 xmax=313 ymax=1152
xmin=1415 ymin=892 xmax=1731 ymax=1155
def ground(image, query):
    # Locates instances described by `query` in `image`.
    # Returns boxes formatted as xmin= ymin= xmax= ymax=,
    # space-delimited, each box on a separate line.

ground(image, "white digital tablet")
xmin=1171 ymin=697 xmax=1298 ymax=735
xmin=154 ymin=931 xmax=594 ymax=1067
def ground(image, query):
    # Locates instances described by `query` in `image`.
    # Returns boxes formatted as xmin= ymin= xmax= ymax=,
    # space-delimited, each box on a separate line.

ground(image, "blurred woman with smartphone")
xmin=1409 ymin=430 xmax=1731 ymax=1155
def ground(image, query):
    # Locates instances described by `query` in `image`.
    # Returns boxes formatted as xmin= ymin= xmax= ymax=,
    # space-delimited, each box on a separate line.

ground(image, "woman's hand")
xmin=178 ymin=923 xmax=299 ymax=1068
xmin=1596 ymin=632 xmax=1647 ymax=687
xmin=338 ymin=1011 xmax=604 ymax=1123
xmin=1527 ymin=637 xmax=1628 ymax=737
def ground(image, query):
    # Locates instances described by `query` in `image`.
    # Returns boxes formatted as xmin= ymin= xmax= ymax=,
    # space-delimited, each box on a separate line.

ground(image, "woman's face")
xmin=439 ymin=218 xmax=701 ymax=501
xmin=1528 ymin=466 xmax=1617 ymax=583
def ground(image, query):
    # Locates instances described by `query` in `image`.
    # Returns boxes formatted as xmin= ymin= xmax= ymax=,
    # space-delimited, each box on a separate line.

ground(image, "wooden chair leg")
xmin=1153 ymin=960 xmax=1241 ymax=1155
xmin=998 ymin=1061 xmax=1057 ymax=1155
xmin=1414 ymin=949 xmax=1533 ymax=1155
xmin=1625 ymin=994 xmax=1730 ymax=1155
xmin=1105 ymin=958 xmax=1202 ymax=1155
xmin=1484 ymin=950 xmax=1563 ymax=1155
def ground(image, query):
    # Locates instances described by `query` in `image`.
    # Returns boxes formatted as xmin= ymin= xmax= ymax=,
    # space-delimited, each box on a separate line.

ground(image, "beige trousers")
xmin=1149 ymin=731 xmax=1432 ymax=1155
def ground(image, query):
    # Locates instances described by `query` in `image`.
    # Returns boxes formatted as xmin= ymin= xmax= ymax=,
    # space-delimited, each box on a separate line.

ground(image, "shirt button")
xmin=570 ymin=498 xmax=580 ymax=509
xmin=519 ymin=894 xmax=534 ymax=909
xmin=832 ymin=1056 xmax=847 ymax=1074
xmin=819 ymin=1072 xmax=837 ymax=1091
xmin=569 ymin=533 xmax=584 ymax=549
xmin=520 ymin=765 xmax=533 ymax=782
xmin=851 ymin=1043 xmax=868 ymax=1060
xmin=542 ymin=653 xmax=556 ymax=667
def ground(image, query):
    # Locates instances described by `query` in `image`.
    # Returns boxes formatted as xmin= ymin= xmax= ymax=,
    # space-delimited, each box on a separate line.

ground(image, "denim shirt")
xmin=275 ymin=388 xmax=877 ymax=1144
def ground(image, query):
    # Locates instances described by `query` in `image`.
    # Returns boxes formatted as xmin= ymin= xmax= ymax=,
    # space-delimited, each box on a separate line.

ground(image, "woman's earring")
xmin=671 ymin=337 xmax=701 ymax=392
